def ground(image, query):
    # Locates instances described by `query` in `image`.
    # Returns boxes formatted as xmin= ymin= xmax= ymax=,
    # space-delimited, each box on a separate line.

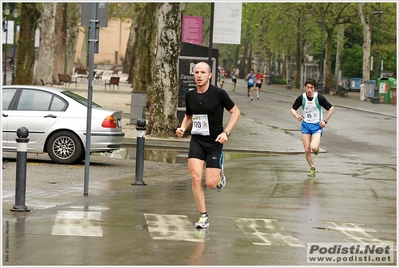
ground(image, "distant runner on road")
xmin=290 ymin=78 xmax=334 ymax=177
xmin=254 ymin=70 xmax=265 ymax=99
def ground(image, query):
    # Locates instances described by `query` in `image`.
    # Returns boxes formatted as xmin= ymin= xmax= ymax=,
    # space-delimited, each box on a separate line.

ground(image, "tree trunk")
xmin=126 ymin=4 xmax=143 ymax=84
xmin=123 ymin=21 xmax=135 ymax=78
xmin=35 ymin=3 xmax=56 ymax=85
xmin=132 ymin=3 xmax=157 ymax=94
xmin=146 ymin=3 xmax=182 ymax=136
xmin=358 ymin=3 xmax=371 ymax=82
xmin=334 ymin=24 xmax=345 ymax=91
xmin=53 ymin=3 xmax=67 ymax=82
xmin=14 ymin=3 xmax=40 ymax=85
xmin=295 ymin=17 xmax=302 ymax=89
xmin=80 ymin=28 xmax=89 ymax=68
xmin=66 ymin=3 xmax=82 ymax=77
xmin=324 ymin=28 xmax=333 ymax=95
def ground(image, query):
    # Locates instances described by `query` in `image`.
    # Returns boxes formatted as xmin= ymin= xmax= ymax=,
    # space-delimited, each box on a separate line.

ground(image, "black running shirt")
xmin=185 ymin=85 xmax=235 ymax=140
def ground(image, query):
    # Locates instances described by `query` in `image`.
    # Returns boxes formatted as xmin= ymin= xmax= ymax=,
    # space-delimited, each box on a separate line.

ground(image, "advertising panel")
xmin=182 ymin=16 xmax=203 ymax=46
xmin=213 ymin=3 xmax=242 ymax=44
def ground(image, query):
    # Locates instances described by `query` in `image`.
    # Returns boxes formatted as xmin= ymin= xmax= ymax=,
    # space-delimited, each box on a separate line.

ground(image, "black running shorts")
xmin=188 ymin=135 xmax=223 ymax=169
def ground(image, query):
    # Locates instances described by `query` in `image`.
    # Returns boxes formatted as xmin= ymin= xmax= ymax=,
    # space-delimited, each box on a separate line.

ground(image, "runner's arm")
xmin=176 ymin=115 xmax=192 ymax=138
xmin=215 ymin=105 xmax=241 ymax=144
xmin=323 ymin=106 xmax=334 ymax=123
xmin=291 ymin=96 xmax=303 ymax=121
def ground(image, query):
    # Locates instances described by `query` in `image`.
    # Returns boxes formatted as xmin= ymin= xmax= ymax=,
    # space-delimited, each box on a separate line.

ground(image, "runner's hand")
xmin=215 ymin=132 xmax=228 ymax=144
xmin=176 ymin=127 xmax=185 ymax=138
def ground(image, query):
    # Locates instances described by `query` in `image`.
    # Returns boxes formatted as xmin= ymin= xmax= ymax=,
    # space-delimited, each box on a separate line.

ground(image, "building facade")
xmin=74 ymin=18 xmax=132 ymax=66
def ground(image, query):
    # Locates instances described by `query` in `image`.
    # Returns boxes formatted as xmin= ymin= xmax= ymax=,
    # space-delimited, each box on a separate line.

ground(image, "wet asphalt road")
xmin=2 ymin=80 xmax=397 ymax=266
xmin=2 ymin=152 xmax=396 ymax=265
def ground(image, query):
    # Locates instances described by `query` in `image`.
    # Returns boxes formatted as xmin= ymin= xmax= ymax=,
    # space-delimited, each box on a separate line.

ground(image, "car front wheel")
xmin=46 ymin=131 xmax=83 ymax=164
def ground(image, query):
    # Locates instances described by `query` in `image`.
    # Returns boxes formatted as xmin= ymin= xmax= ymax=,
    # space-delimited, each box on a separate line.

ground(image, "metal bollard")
xmin=132 ymin=118 xmax=146 ymax=186
xmin=11 ymin=127 xmax=30 ymax=212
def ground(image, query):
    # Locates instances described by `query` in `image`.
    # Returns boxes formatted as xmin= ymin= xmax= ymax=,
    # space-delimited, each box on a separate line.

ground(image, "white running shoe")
xmin=195 ymin=214 xmax=209 ymax=228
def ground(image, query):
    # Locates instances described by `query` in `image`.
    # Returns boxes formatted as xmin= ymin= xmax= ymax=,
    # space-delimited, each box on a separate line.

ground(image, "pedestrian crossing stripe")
xmin=144 ymin=213 xmax=205 ymax=243
xmin=233 ymin=217 xmax=306 ymax=247
xmin=51 ymin=211 xmax=103 ymax=237
xmin=49 ymin=210 xmax=394 ymax=250
xmin=321 ymin=222 xmax=395 ymax=249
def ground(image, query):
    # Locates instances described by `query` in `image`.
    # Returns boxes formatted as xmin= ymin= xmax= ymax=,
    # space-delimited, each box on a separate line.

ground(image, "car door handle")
xmin=2 ymin=113 xmax=9 ymax=117
xmin=44 ymin=114 xmax=57 ymax=118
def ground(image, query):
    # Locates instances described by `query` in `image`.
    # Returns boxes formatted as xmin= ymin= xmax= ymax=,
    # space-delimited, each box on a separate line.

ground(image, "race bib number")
xmin=256 ymin=79 xmax=261 ymax=84
xmin=303 ymin=109 xmax=318 ymax=121
xmin=191 ymin=114 xmax=210 ymax=136
xmin=248 ymin=78 xmax=254 ymax=84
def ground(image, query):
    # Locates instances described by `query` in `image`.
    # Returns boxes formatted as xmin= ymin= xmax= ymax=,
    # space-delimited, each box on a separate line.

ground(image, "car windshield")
xmin=61 ymin=91 xmax=102 ymax=108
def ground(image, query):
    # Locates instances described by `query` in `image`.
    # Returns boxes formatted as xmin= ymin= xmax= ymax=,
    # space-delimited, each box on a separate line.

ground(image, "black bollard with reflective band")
xmin=132 ymin=118 xmax=147 ymax=186
xmin=11 ymin=127 xmax=30 ymax=212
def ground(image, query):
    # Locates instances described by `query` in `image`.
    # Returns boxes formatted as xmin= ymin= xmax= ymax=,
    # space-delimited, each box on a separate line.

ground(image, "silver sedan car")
xmin=2 ymin=85 xmax=125 ymax=164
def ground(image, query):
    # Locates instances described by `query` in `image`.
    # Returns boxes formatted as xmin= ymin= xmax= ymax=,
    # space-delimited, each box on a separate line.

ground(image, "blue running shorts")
xmin=301 ymin=121 xmax=323 ymax=136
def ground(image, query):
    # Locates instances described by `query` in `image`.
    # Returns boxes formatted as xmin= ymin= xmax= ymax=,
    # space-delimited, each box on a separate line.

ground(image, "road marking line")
xmin=234 ymin=217 xmax=305 ymax=247
xmin=51 ymin=211 xmax=103 ymax=237
xmin=323 ymin=222 xmax=395 ymax=247
xmin=144 ymin=213 xmax=205 ymax=243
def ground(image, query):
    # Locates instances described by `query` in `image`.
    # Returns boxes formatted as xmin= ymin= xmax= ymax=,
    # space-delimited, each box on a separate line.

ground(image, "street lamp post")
xmin=373 ymin=4 xmax=383 ymax=104
xmin=11 ymin=8 xmax=18 ymax=85
xmin=3 ymin=5 xmax=10 ymax=85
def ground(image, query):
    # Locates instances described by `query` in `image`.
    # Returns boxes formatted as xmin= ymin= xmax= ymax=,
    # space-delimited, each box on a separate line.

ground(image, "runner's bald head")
xmin=195 ymin=62 xmax=211 ymax=73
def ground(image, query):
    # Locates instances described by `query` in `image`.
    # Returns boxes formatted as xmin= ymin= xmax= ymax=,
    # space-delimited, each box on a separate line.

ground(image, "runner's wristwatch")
xmin=224 ymin=131 xmax=230 ymax=137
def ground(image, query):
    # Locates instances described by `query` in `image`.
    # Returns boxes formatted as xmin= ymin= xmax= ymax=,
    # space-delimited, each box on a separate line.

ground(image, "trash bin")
xmin=362 ymin=80 xmax=376 ymax=101
xmin=391 ymin=87 xmax=397 ymax=105
xmin=378 ymin=77 xmax=397 ymax=104
xmin=349 ymin=78 xmax=362 ymax=92
xmin=130 ymin=91 xmax=146 ymax=124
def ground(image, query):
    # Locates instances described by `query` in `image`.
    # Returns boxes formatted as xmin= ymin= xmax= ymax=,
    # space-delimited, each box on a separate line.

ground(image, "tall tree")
xmin=334 ymin=24 xmax=345 ymax=90
xmin=358 ymin=3 xmax=371 ymax=82
xmin=147 ymin=3 xmax=182 ymax=136
xmin=14 ymin=3 xmax=40 ymax=85
xmin=317 ymin=3 xmax=353 ymax=94
xmin=126 ymin=4 xmax=144 ymax=83
xmin=130 ymin=3 xmax=182 ymax=137
xmin=132 ymin=3 xmax=157 ymax=94
xmin=65 ymin=3 xmax=81 ymax=77
xmin=35 ymin=3 xmax=56 ymax=84
xmin=79 ymin=28 xmax=88 ymax=68
xmin=53 ymin=3 xmax=67 ymax=82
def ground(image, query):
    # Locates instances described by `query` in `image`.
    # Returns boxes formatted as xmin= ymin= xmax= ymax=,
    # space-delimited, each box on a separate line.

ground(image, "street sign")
xmin=81 ymin=2 xmax=108 ymax=27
